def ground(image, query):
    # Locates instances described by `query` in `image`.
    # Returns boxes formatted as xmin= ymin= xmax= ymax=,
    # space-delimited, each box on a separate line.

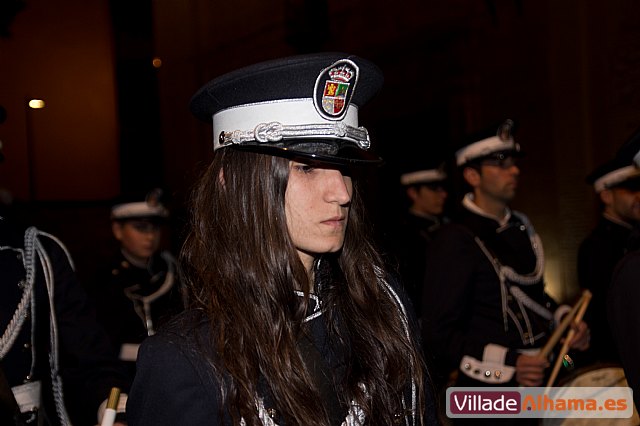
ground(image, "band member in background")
xmin=390 ymin=160 xmax=449 ymax=317
xmin=421 ymin=119 xmax=589 ymax=424
xmin=127 ymin=53 xmax=437 ymax=425
xmin=578 ymin=157 xmax=640 ymax=365
xmin=0 ymin=122 xmax=128 ymax=425
xmin=608 ymin=126 xmax=640 ymax=411
xmin=91 ymin=190 xmax=184 ymax=383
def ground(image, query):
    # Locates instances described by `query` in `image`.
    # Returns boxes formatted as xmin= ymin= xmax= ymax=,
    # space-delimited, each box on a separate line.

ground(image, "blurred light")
xmin=152 ymin=57 xmax=162 ymax=68
xmin=28 ymin=99 xmax=45 ymax=109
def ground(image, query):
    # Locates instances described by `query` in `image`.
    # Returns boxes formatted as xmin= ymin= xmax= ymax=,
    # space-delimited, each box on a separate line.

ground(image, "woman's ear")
xmin=218 ymin=168 xmax=225 ymax=187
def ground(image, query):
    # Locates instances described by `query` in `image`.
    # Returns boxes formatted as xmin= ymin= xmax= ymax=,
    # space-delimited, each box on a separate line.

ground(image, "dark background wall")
xmin=1 ymin=0 xmax=640 ymax=300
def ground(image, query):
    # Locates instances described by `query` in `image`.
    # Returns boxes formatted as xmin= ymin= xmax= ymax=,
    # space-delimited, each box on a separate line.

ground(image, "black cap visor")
xmin=230 ymin=138 xmax=382 ymax=166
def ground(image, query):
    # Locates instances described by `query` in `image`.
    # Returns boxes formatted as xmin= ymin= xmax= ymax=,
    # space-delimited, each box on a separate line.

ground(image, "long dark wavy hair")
xmin=181 ymin=148 xmax=426 ymax=425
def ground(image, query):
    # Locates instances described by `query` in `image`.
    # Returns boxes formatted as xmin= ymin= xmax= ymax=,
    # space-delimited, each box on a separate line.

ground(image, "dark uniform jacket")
xmin=92 ymin=250 xmax=183 ymax=382
xmin=608 ymin=250 xmax=640 ymax=411
xmin=578 ymin=215 xmax=633 ymax=364
xmin=393 ymin=211 xmax=446 ymax=318
xmin=127 ymin=275 xmax=438 ymax=425
xmin=0 ymin=220 xmax=129 ymax=426
xmin=422 ymin=198 xmax=557 ymax=389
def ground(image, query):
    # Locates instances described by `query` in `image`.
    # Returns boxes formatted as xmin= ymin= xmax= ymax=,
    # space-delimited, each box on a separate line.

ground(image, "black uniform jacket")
xmin=127 ymin=279 xmax=438 ymax=425
xmin=578 ymin=216 xmax=633 ymax=364
xmin=422 ymin=205 xmax=556 ymax=387
xmin=0 ymin=220 xmax=129 ymax=425
xmin=392 ymin=212 xmax=445 ymax=317
xmin=92 ymin=250 xmax=183 ymax=347
xmin=608 ymin=249 xmax=640 ymax=411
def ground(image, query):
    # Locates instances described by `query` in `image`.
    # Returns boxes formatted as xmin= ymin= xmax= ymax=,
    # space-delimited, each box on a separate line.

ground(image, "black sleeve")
xmin=40 ymin=234 xmax=130 ymax=425
xmin=127 ymin=332 xmax=225 ymax=425
xmin=422 ymin=225 xmax=479 ymax=365
xmin=608 ymin=250 xmax=640 ymax=411
xmin=384 ymin=274 xmax=439 ymax=425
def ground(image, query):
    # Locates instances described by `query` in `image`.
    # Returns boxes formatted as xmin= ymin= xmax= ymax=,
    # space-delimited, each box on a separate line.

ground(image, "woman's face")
xmin=285 ymin=161 xmax=353 ymax=273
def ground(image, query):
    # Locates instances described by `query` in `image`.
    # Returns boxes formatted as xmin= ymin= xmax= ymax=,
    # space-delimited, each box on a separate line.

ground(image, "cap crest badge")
xmin=313 ymin=59 xmax=359 ymax=121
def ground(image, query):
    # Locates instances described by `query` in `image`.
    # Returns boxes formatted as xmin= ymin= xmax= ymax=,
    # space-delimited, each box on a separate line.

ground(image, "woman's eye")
xmin=294 ymin=164 xmax=314 ymax=174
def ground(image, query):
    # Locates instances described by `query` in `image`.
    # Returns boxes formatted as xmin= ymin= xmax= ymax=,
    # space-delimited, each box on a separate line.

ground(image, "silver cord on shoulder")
xmin=473 ymin=233 xmax=552 ymax=344
xmin=32 ymin=228 xmax=72 ymax=426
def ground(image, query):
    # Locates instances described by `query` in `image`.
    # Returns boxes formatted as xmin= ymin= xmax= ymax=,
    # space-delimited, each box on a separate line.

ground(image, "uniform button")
xmin=520 ymin=225 xmax=526 ymax=231
xmin=484 ymin=370 xmax=491 ymax=377
xmin=464 ymin=363 xmax=471 ymax=370
xmin=16 ymin=253 xmax=23 ymax=261
xmin=473 ymin=369 xmax=481 ymax=375
xmin=495 ymin=370 xmax=502 ymax=379
xmin=23 ymin=343 xmax=31 ymax=350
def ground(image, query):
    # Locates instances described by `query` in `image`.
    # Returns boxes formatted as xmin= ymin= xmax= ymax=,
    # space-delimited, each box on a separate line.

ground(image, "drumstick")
xmin=545 ymin=290 xmax=592 ymax=388
xmin=100 ymin=387 xmax=121 ymax=426
xmin=537 ymin=289 xmax=591 ymax=360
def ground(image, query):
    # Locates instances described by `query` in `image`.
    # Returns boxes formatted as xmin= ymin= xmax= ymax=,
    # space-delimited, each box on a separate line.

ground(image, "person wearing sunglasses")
xmin=422 ymin=120 xmax=589 ymax=424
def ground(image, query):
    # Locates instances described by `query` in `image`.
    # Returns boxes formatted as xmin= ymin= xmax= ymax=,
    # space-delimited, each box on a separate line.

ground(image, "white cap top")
xmin=111 ymin=202 xmax=169 ymax=220
xmin=593 ymin=165 xmax=640 ymax=193
xmin=455 ymin=136 xmax=520 ymax=166
xmin=400 ymin=169 xmax=447 ymax=186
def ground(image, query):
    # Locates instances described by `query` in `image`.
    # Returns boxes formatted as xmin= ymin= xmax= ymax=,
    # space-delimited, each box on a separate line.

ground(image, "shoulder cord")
xmin=0 ymin=241 xmax=35 ymax=360
xmin=27 ymin=228 xmax=73 ymax=425
xmin=474 ymin=237 xmax=511 ymax=333
xmin=500 ymin=212 xmax=545 ymax=286
xmin=0 ymin=228 xmax=72 ymax=424
xmin=474 ymin=236 xmax=553 ymax=337
xmin=499 ymin=232 xmax=545 ymax=286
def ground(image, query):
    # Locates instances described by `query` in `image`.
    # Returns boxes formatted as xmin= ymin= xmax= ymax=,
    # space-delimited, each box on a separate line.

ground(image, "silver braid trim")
xmin=500 ymin=233 xmax=544 ymax=286
xmin=35 ymin=229 xmax=74 ymax=425
xmin=1 ymin=228 xmax=73 ymax=425
xmin=0 ymin=241 xmax=35 ymax=359
xmin=242 ymin=392 xmax=367 ymax=426
xmin=474 ymin=237 xmax=510 ymax=332
xmin=509 ymin=286 xmax=553 ymax=321
xmin=32 ymin=229 xmax=73 ymax=426
xmin=220 ymin=121 xmax=370 ymax=149
xmin=374 ymin=266 xmax=418 ymax=426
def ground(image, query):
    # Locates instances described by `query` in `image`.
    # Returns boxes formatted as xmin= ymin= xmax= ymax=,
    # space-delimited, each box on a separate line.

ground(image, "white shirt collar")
xmin=462 ymin=193 xmax=511 ymax=226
